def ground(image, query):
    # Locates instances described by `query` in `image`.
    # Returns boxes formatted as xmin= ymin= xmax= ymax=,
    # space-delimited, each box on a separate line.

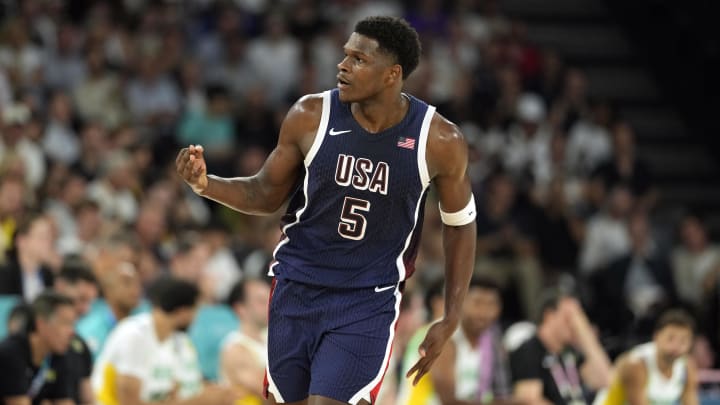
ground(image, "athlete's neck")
xmin=351 ymin=92 xmax=408 ymax=133
xmin=109 ymin=301 xmax=132 ymax=323
xmin=29 ymin=333 xmax=50 ymax=367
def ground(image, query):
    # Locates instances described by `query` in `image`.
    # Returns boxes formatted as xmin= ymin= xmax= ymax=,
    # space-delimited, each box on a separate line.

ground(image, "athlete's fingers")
xmin=175 ymin=148 xmax=188 ymax=168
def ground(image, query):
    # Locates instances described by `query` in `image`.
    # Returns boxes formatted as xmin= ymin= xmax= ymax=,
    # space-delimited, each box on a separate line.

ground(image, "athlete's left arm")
xmin=406 ymin=114 xmax=476 ymax=386
xmin=681 ymin=358 xmax=699 ymax=405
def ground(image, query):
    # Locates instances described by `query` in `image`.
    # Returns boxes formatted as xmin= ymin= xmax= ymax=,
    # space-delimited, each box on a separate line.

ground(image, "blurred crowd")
xmin=0 ymin=0 xmax=719 ymax=404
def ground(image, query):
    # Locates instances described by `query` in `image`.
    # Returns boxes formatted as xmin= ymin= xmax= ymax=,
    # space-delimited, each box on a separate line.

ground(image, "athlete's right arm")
xmin=176 ymin=94 xmax=323 ymax=215
xmin=621 ymin=358 xmax=649 ymax=405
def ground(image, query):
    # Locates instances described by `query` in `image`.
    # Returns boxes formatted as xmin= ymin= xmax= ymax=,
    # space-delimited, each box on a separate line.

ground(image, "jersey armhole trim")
xmin=417 ymin=105 xmax=435 ymax=188
xmin=304 ymin=90 xmax=331 ymax=166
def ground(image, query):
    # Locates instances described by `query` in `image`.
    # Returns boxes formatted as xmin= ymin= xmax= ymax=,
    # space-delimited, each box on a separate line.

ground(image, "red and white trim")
xmin=348 ymin=286 xmax=403 ymax=404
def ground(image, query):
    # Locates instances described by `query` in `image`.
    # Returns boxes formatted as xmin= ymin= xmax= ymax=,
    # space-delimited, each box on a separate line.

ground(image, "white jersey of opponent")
xmin=632 ymin=342 xmax=687 ymax=404
xmin=91 ymin=313 xmax=203 ymax=405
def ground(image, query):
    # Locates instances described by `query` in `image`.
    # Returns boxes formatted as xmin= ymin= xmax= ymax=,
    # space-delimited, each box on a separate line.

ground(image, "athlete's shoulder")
xmin=425 ymin=111 xmax=468 ymax=177
xmin=287 ymin=92 xmax=326 ymax=120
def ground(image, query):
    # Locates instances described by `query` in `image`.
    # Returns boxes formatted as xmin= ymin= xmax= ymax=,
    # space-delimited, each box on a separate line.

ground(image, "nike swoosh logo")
xmin=374 ymin=285 xmax=395 ymax=293
xmin=329 ymin=128 xmax=352 ymax=136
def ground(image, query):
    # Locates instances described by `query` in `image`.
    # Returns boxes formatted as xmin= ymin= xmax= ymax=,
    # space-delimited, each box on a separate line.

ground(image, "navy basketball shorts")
xmin=264 ymin=277 xmax=402 ymax=404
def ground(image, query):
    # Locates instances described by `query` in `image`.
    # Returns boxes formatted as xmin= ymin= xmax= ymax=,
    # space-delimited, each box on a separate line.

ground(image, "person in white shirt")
xmin=91 ymin=276 xmax=235 ymax=405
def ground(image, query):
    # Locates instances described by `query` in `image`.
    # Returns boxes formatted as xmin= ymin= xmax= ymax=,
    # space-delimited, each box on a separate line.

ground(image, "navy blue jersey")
xmin=271 ymin=89 xmax=436 ymax=288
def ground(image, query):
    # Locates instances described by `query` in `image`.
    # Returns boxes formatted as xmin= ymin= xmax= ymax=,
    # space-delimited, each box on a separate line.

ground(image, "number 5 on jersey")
xmin=338 ymin=197 xmax=371 ymax=240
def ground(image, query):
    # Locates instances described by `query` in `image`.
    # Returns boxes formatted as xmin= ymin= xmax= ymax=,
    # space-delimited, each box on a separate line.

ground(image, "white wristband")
xmin=439 ymin=194 xmax=477 ymax=226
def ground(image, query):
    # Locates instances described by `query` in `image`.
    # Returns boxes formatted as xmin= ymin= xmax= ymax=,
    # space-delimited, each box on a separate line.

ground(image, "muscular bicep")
xmin=116 ymin=374 xmax=145 ymax=405
xmin=681 ymin=358 xmax=699 ymax=405
xmin=247 ymin=94 xmax=323 ymax=211
xmin=426 ymin=115 xmax=473 ymax=212
xmin=622 ymin=360 xmax=648 ymax=405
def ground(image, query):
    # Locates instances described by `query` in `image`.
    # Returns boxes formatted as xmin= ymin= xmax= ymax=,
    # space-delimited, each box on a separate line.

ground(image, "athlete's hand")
xmin=405 ymin=318 xmax=457 ymax=386
xmin=176 ymin=144 xmax=208 ymax=194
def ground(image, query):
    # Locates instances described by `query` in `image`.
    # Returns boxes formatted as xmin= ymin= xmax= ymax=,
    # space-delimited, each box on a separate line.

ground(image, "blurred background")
xmin=0 ymin=0 xmax=718 ymax=403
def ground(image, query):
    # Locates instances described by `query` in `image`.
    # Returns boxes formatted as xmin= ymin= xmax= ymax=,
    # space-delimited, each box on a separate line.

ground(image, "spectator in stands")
xmin=44 ymin=171 xmax=87 ymax=250
xmin=203 ymin=221 xmax=243 ymax=303
xmin=672 ymin=214 xmax=720 ymax=313
xmin=125 ymin=52 xmax=181 ymax=132
xmin=429 ymin=277 xmax=513 ymax=404
xmin=0 ymin=212 xmax=59 ymax=301
xmin=87 ymin=150 xmax=139 ymax=224
xmin=43 ymin=22 xmax=86 ymax=92
xmin=219 ymin=278 xmax=271 ymax=403
xmin=511 ymin=290 xmax=611 ymax=404
xmin=167 ymin=232 xmax=214 ymax=304
xmin=42 ymin=91 xmax=81 ymax=166
xmin=475 ymin=170 xmax=543 ymax=320
xmin=91 ymin=276 xmax=235 ymax=405
xmin=594 ymin=309 xmax=698 ymax=405
xmin=70 ymin=122 xmax=109 ymax=182
xmin=503 ymin=92 xmax=552 ymax=188
xmin=77 ymin=261 xmax=141 ymax=358
xmin=178 ymin=85 xmax=236 ymax=176
xmin=589 ymin=212 xmax=676 ymax=352
xmin=133 ymin=203 xmax=168 ymax=285
xmin=566 ymin=99 xmax=613 ymax=177
xmin=579 ymin=185 xmax=633 ymax=276
xmin=72 ymin=45 xmax=126 ymax=130
xmin=54 ymin=259 xmax=99 ymax=405
xmin=591 ymin=122 xmax=655 ymax=210
xmin=0 ymin=103 xmax=46 ymax=191
xmin=0 ymin=292 xmax=76 ymax=405
xmin=0 ymin=173 xmax=26 ymax=261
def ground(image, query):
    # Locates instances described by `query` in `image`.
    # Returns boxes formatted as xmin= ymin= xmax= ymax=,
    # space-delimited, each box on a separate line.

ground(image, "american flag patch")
xmin=397 ymin=137 xmax=416 ymax=150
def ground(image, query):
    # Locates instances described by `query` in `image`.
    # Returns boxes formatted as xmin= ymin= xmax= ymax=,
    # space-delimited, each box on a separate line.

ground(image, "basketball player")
xmin=176 ymin=16 xmax=477 ymax=405
xmin=594 ymin=309 xmax=698 ymax=405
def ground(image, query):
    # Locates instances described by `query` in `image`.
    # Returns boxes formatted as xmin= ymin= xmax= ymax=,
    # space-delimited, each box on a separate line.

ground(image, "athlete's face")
xmin=654 ymin=324 xmax=693 ymax=364
xmin=337 ymin=33 xmax=400 ymax=103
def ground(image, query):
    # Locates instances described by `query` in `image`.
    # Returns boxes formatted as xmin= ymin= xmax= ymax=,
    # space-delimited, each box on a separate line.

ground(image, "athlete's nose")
xmin=337 ymin=56 xmax=350 ymax=72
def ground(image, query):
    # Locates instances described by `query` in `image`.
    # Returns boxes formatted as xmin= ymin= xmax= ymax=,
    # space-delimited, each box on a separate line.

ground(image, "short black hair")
xmin=32 ymin=291 xmax=74 ymax=321
xmin=8 ymin=302 xmax=34 ymax=334
xmin=469 ymin=276 xmax=502 ymax=295
xmin=354 ymin=16 xmax=421 ymax=79
xmin=655 ymin=309 xmax=696 ymax=333
xmin=535 ymin=288 xmax=567 ymax=324
xmin=58 ymin=258 xmax=97 ymax=286
xmin=148 ymin=276 xmax=199 ymax=313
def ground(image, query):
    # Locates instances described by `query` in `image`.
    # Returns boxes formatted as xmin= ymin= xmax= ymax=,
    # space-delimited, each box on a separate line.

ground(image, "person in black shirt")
xmin=0 ymin=292 xmax=76 ymax=405
xmin=510 ymin=290 xmax=611 ymax=405
xmin=54 ymin=259 xmax=99 ymax=405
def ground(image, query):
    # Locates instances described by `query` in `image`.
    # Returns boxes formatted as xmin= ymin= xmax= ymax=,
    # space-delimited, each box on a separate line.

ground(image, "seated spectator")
xmin=671 ymin=214 xmax=720 ymax=313
xmin=429 ymin=277 xmax=513 ymax=404
xmin=91 ymin=276 xmax=235 ymax=405
xmin=219 ymin=278 xmax=271 ymax=403
xmin=475 ymin=170 xmax=542 ymax=320
xmin=565 ymin=99 xmax=613 ymax=177
xmin=177 ymin=85 xmax=236 ymax=176
xmin=76 ymin=261 xmax=142 ymax=358
xmin=589 ymin=212 xmax=676 ymax=350
xmin=0 ymin=103 xmax=46 ymax=191
xmin=594 ymin=309 xmax=698 ymax=405
xmin=579 ymin=185 xmax=633 ymax=276
xmin=511 ymin=291 xmax=611 ymax=404
xmin=591 ymin=122 xmax=655 ymax=210
xmin=0 ymin=173 xmax=26 ymax=262
xmin=0 ymin=292 xmax=76 ymax=405
xmin=53 ymin=259 xmax=99 ymax=405
xmin=0 ymin=212 xmax=58 ymax=301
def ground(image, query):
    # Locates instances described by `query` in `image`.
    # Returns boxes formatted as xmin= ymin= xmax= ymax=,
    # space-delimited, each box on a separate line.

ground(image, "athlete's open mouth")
xmin=337 ymin=75 xmax=350 ymax=87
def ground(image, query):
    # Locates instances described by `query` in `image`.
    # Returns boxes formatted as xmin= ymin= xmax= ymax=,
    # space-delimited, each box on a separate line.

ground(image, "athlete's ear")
xmin=387 ymin=64 xmax=402 ymax=85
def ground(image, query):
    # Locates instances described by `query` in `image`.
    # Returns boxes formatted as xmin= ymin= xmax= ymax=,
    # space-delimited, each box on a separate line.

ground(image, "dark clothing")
xmin=588 ymin=253 xmax=676 ymax=354
xmin=65 ymin=334 xmax=93 ymax=404
xmin=0 ymin=334 xmax=72 ymax=404
xmin=535 ymin=210 xmax=579 ymax=274
xmin=0 ymin=256 xmax=54 ymax=298
xmin=510 ymin=336 xmax=588 ymax=405
xmin=592 ymin=158 xmax=653 ymax=197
